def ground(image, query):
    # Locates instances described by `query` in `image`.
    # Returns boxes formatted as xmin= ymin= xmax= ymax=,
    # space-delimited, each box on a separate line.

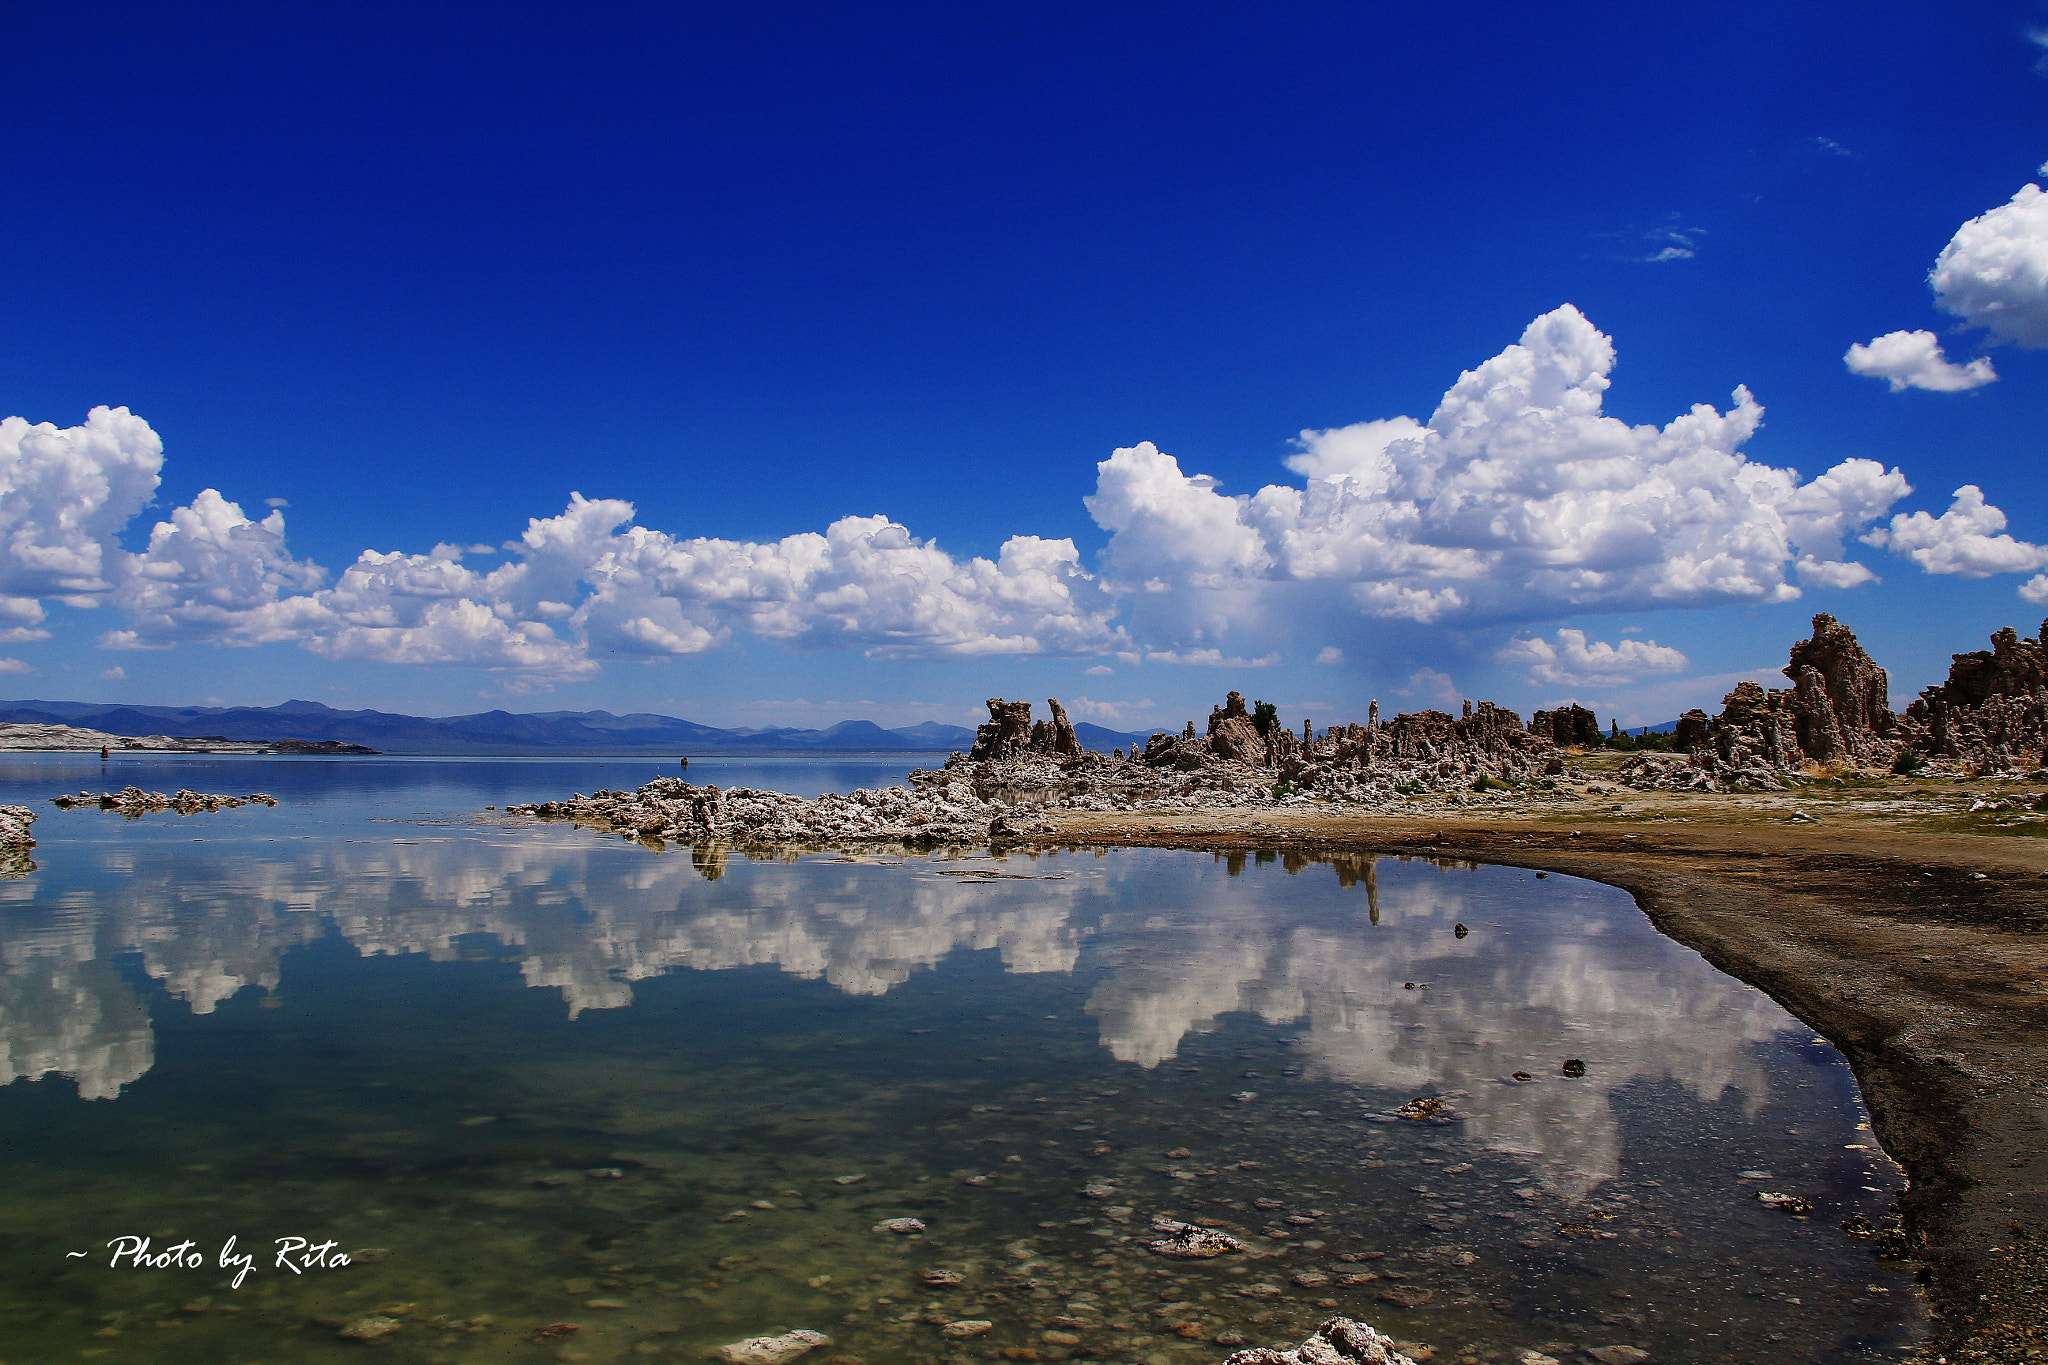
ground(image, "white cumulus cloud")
xmin=1844 ymin=330 xmax=1997 ymax=391
xmin=1497 ymin=628 xmax=1687 ymax=688
xmin=0 ymin=406 xmax=162 ymax=599
xmin=1088 ymin=305 xmax=1901 ymax=649
xmin=1931 ymin=181 xmax=2048 ymax=347
xmin=1864 ymin=485 xmax=2048 ymax=578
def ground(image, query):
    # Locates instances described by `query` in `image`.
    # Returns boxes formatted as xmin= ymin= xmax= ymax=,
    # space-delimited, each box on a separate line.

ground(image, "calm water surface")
xmin=0 ymin=756 xmax=1922 ymax=1364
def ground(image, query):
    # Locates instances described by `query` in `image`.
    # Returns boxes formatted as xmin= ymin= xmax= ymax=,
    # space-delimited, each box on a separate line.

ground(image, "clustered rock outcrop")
xmin=1896 ymin=619 xmax=2048 ymax=774
xmin=508 ymin=774 xmax=1002 ymax=848
xmin=512 ymin=692 xmax=1600 ymax=850
xmin=49 ymin=787 xmax=279 ymax=815
xmin=1118 ymin=691 xmax=1567 ymax=807
xmin=1221 ymin=1317 xmax=1419 ymax=1365
xmin=1620 ymin=612 xmax=2048 ymax=790
xmin=1527 ymin=703 xmax=1599 ymax=748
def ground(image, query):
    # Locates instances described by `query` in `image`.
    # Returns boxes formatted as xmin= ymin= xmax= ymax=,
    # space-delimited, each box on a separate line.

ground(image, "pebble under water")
xmin=0 ymin=757 xmax=1924 ymax=1365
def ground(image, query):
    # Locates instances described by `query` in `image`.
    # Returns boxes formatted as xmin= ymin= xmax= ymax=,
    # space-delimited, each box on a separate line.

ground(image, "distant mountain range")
xmin=0 ymin=698 xmax=1153 ymax=756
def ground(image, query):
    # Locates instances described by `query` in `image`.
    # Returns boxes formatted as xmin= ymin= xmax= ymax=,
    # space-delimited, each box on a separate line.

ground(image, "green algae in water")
xmin=0 ymin=815 xmax=1922 ymax=1365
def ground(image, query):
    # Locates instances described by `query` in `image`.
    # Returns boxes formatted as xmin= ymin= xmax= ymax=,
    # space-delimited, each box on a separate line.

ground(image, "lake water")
xmin=0 ymin=755 xmax=1922 ymax=1364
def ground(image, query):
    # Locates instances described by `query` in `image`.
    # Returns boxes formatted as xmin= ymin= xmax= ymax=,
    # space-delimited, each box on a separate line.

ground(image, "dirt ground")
xmin=1042 ymin=769 xmax=2048 ymax=1363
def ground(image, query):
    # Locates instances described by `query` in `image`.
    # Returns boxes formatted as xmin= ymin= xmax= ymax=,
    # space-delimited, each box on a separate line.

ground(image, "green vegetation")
xmin=1602 ymin=729 xmax=1680 ymax=753
xmin=1252 ymin=699 xmax=1279 ymax=737
xmin=1892 ymin=748 xmax=1923 ymax=775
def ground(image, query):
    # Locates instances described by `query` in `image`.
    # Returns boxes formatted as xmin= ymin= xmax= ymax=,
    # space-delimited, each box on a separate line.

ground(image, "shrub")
xmin=1892 ymin=749 xmax=1923 ymax=775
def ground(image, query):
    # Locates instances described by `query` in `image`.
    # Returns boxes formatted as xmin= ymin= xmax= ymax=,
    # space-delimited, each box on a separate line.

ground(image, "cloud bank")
xmin=3 ymin=305 xmax=2039 ymax=679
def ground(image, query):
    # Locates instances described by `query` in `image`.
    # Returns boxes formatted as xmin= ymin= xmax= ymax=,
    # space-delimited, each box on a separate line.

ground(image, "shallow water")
xmin=0 ymin=756 xmax=1921 ymax=1364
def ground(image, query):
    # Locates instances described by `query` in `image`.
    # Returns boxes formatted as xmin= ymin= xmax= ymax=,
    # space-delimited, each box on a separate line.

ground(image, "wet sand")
xmin=1045 ymin=792 xmax=2048 ymax=1364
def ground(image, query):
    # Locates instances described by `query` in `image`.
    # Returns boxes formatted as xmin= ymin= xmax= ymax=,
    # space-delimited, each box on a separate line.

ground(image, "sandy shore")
xmin=1043 ymin=782 xmax=2048 ymax=1363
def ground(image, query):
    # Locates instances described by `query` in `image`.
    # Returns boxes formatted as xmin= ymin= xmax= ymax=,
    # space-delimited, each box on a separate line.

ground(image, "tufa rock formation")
xmin=1221 ymin=1317 xmax=1418 ymax=1365
xmin=49 ymin=787 xmax=279 ymax=816
xmin=1623 ymin=613 xmax=1901 ymax=791
xmin=1784 ymin=611 xmax=1894 ymax=765
xmin=1529 ymin=703 xmax=1600 ymax=749
xmin=970 ymin=698 xmax=1082 ymax=762
xmin=968 ymin=699 xmax=1035 ymax=761
xmin=1899 ymin=621 xmax=2048 ymax=773
xmin=1206 ymin=691 xmax=1268 ymax=767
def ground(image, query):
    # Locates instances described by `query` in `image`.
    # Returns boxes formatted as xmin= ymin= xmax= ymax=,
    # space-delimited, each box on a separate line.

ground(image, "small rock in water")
xmin=920 ymin=1269 xmax=966 ymax=1287
xmin=1291 ymin=1270 xmax=1333 ymax=1288
xmin=1164 ymin=1147 xmax=1193 ymax=1158
xmin=337 ymin=1315 xmax=403 ymax=1340
xmin=1080 ymin=1183 xmax=1118 ymax=1199
xmin=1232 ymin=1091 xmax=1258 ymax=1102
xmin=586 ymin=1167 xmax=624 ymax=1179
xmin=1378 ymin=1286 xmax=1435 ymax=1308
xmin=527 ymin=1324 xmax=581 ymax=1342
xmin=1221 ymin=1317 xmax=1421 ymax=1365
xmin=941 ymin=1320 xmax=993 ymax=1339
xmin=1146 ymin=1218 xmax=1245 ymax=1259
xmin=1453 ymin=923 xmax=1469 ymax=938
xmin=1042 ymin=1330 xmax=1083 ymax=1345
xmin=712 ymin=1329 xmax=833 ymax=1365
xmin=872 ymin=1217 xmax=927 ymax=1235
xmin=1560 ymin=1059 xmax=1586 ymax=1078
xmin=1515 ymin=1353 xmax=1561 ymax=1365
xmin=1754 ymin=1191 xmax=1812 ymax=1216
xmin=833 ymin=1174 xmax=867 ymax=1185
xmin=1584 ymin=1348 xmax=1650 ymax=1365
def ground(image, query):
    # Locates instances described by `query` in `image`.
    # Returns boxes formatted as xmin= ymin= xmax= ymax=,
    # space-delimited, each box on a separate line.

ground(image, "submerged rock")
xmin=1222 ymin=1316 xmax=1420 ymax=1365
xmin=1145 ymin=1218 xmax=1244 ymax=1259
xmin=712 ymin=1329 xmax=832 ymax=1365
xmin=1583 ymin=1348 xmax=1650 ymax=1365
xmin=941 ymin=1320 xmax=993 ymax=1338
xmin=337 ymin=1314 xmax=403 ymax=1339
xmin=872 ymin=1217 xmax=926 ymax=1235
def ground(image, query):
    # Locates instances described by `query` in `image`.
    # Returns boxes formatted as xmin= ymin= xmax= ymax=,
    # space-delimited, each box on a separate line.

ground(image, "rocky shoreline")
xmin=509 ymin=614 xmax=2048 ymax=852
xmin=0 ymin=721 xmax=374 ymax=754
xmin=48 ymin=786 xmax=279 ymax=816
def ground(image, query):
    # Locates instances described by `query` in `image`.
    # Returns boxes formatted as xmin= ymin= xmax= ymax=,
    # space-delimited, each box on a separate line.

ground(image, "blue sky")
xmin=2 ymin=1 xmax=2046 ymax=732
